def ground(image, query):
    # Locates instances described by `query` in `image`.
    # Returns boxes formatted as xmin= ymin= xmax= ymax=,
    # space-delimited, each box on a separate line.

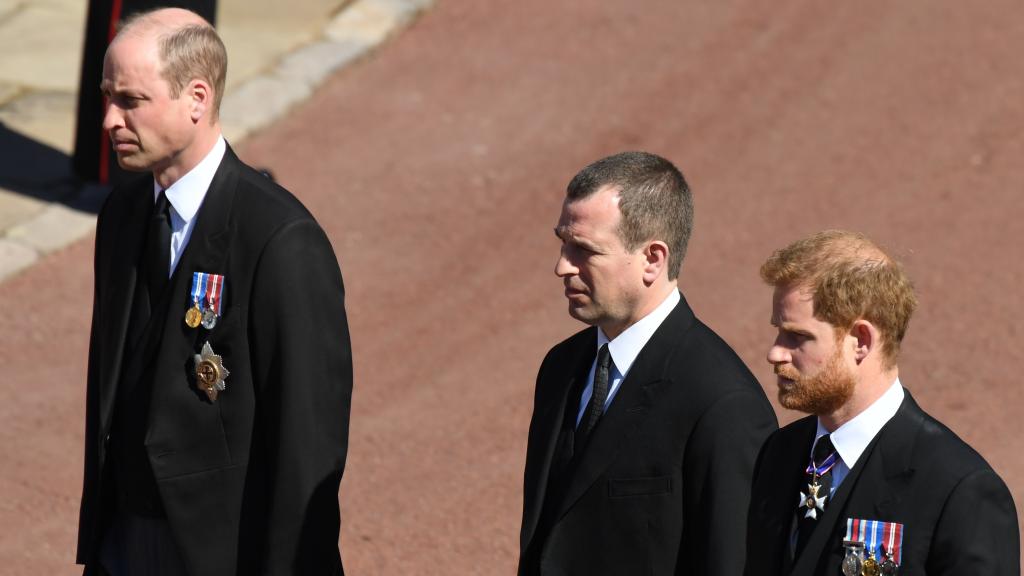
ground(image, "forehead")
xmin=102 ymin=33 xmax=161 ymax=81
xmin=770 ymin=285 xmax=817 ymax=325
xmin=557 ymin=185 xmax=621 ymax=229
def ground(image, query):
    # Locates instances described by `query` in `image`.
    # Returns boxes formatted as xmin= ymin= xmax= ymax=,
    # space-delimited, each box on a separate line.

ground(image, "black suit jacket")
xmin=77 ymin=148 xmax=353 ymax=576
xmin=520 ymin=294 xmax=778 ymax=575
xmin=745 ymin=390 xmax=1020 ymax=576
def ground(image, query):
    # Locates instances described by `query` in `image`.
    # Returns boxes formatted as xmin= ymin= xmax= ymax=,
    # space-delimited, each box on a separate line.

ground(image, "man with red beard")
xmin=745 ymin=230 xmax=1019 ymax=576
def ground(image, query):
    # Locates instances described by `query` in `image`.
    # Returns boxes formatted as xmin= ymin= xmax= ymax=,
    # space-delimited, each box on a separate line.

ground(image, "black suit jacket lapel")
xmin=754 ymin=418 xmax=816 ymax=575
xmin=554 ymin=294 xmax=692 ymax=522
xmin=521 ymin=331 xmax=593 ymax=553
xmin=790 ymin=392 xmax=922 ymax=576
xmin=116 ymin=149 xmax=239 ymax=436
xmin=867 ymin=392 xmax=923 ymax=519
xmin=149 ymin=148 xmax=239 ymax=391
xmin=98 ymin=177 xmax=153 ymax=434
xmin=162 ymin=147 xmax=238 ymax=327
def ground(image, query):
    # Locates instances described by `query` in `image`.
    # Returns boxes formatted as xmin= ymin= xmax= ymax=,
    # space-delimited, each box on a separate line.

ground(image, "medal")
xmin=862 ymin=555 xmax=881 ymax=576
xmin=842 ymin=541 xmax=865 ymax=576
xmin=185 ymin=303 xmax=203 ymax=328
xmin=186 ymin=272 xmax=226 ymax=329
xmin=879 ymin=545 xmax=898 ymax=575
xmin=201 ymin=306 xmax=218 ymax=329
xmin=194 ymin=341 xmax=229 ymax=401
xmin=845 ymin=518 xmax=903 ymax=575
xmin=798 ymin=444 xmax=839 ymax=519
xmin=798 ymin=478 xmax=827 ymax=519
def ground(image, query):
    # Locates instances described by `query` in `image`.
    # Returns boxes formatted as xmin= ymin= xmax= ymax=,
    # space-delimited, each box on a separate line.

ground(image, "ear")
xmin=187 ymin=79 xmax=213 ymax=124
xmin=641 ymin=240 xmax=670 ymax=285
xmin=848 ymin=319 xmax=879 ymax=364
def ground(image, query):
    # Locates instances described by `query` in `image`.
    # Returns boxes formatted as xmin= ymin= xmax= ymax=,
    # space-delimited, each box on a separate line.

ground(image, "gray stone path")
xmin=0 ymin=0 xmax=433 ymax=282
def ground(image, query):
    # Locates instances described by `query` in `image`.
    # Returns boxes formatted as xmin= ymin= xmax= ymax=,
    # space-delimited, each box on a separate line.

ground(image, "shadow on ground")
xmin=0 ymin=123 xmax=108 ymax=214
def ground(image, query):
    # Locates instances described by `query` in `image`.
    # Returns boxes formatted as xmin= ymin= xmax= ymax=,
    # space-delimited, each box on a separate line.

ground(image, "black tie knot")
xmin=153 ymin=189 xmax=170 ymax=220
xmin=811 ymin=434 xmax=836 ymax=468
xmin=596 ymin=343 xmax=611 ymax=372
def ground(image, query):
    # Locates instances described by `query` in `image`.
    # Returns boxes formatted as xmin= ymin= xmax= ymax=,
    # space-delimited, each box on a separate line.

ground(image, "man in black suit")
xmin=519 ymin=151 xmax=778 ymax=575
xmin=77 ymin=8 xmax=352 ymax=575
xmin=746 ymin=230 xmax=1019 ymax=576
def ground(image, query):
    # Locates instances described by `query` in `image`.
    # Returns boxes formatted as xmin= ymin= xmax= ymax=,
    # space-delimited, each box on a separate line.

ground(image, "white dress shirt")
xmin=812 ymin=378 xmax=905 ymax=494
xmin=154 ymin=135 xmax=226 ymax=277
xmin=575 ymin=289 xmax=681 ymax=426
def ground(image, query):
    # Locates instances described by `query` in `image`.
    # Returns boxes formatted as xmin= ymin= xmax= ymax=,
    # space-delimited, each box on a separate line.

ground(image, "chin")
xmin=567 ymin=305 xmax=597 ymax=325
xmin=115 ymin=156 xmax=150 ymax=172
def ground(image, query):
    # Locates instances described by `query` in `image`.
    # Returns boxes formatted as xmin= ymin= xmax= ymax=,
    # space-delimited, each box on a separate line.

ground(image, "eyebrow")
xmin=554 ymin=226 xmax=602 ymax=250
xmin=100 ymin=81 xmax=145 ymax=98
xmin=776 ymin=322 xmax=814 ymax=337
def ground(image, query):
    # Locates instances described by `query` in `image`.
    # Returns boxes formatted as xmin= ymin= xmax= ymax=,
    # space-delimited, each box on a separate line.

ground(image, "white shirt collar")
xmin=153 ymin=135 xmax=226 ymax=222
xmin=815 ymin=378 xmax=905 ymax=469
xmin=597 ymin=289 xmax=680 ymax=380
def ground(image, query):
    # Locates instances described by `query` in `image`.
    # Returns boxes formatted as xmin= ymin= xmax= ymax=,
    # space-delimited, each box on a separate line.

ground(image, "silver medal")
xmin=841 ymin=541 xmax=865 ymax=576
xmin=201 ymin=306 xmax=218 ymax=329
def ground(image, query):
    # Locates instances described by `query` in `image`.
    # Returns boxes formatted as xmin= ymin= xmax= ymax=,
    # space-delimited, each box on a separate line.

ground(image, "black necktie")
xmin=794 ymin=434 xmax=837 ymax=559
xmin=146 ymin=190 xmax=171 ymax=299
xmin=576 ymin=344 xmax=612 ymax=453
xmin=127 ymin=191 xmax=171 ymax=349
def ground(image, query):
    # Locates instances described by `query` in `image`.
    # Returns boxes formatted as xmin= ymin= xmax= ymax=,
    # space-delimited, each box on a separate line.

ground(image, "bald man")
xmin=77 ymin=9 xmax=352 ymax=575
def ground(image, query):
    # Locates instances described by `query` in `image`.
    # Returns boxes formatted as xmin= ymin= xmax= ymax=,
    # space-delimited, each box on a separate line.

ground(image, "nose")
xmin=554 ymin=245 xmax=577 ymax=278
xmin=102 ymin=98 xmax=123 ymax=134
xmin=766 ymin=334 xmax=790 ymax=366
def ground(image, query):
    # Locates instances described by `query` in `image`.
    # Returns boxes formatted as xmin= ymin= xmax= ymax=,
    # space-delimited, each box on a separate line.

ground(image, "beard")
xmin=775 ymin=345 xmax=856 ymax=415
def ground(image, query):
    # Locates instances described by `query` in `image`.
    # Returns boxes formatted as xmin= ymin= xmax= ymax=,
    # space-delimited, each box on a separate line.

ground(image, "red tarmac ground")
xmin=1 ymin=0 xmax=1022 ymax=573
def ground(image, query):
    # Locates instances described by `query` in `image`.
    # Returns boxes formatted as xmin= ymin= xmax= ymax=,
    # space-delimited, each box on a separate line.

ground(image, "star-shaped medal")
xmin=798 ymin=480 xmax=827 ymax=519
xmin=194 ymin=341 xmax=229 ymax=402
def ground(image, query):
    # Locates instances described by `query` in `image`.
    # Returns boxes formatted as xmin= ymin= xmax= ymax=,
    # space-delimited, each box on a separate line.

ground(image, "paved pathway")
xmin=0 ymin=0 xmax=433 ymax=282
xmin=1 ymin=0 xmax=1022 ymax=573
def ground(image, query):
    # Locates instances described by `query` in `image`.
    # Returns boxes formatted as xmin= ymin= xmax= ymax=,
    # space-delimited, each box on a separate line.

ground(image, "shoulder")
xmin=903 ymin=401 xmax=999 ymax=480
xmin=546 ymin=326 xmax=593 ymax=356
xmin=98 ymin=173 xmax=151 ymax=222
xmin=214 ymin=152 xmax=339 ymax=264
xmin=777 ymin=414 xmax=817 ymax=434
xmin=539 ymin=326 xmax=594 ymax=374
xmin=765 ymin=414 xmax=817 ymax=451
xmin=224 ymin=152 xmax=317 ymax=230
xmin=667 ymin=313 xmax=764 ymax=400
xmin=896 ymin=399 xmax=1020 ymax=568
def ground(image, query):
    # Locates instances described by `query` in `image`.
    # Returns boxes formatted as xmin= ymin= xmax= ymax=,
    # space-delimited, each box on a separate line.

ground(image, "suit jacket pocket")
xmin=608 ymin=476 xmax=673 ymax=498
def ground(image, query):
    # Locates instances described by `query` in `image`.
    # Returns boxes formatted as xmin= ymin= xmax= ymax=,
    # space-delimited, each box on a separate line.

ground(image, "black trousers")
xmin=72 ymin=0 xmax=218 ymax=184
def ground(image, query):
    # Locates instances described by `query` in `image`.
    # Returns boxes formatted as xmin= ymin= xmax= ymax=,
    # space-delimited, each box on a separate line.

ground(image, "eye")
xmin=563 ymin=242 xmax=596 ymax=259
xmin=107 ymin=93 xmax=143 ymax=109
xmin=777 ymin=329 xmax=811 ymax=346
xmin=121 ymin=95 xmax=143 ymax=109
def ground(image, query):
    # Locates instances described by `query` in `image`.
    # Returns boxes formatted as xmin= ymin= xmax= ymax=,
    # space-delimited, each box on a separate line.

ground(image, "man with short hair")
xmin=77 ymin=9 xmax=352 ymax=575
xmin=73 ymin=0 xmax=218 ymax=185
xmin=746 ymin=230 xmax=1019 ymax=576
xmin=519 ymin=151 xmax=777 ymax=575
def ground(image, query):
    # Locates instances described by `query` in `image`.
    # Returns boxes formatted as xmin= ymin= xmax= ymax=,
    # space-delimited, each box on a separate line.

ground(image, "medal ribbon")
xmin=804 ymin=450 xmax=839 ymax=477
xmin=190 ymin=272 xmax=207 ymax=306
xmin=190 ymin=272 xmax=225 ymax=317
xmin=884 ymin=520 xmax=903 ymax=565
xmin=206 ymin=274 xmax=224 ymax=316
xmin=845 ymin=518 xmax=903 ymax=565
